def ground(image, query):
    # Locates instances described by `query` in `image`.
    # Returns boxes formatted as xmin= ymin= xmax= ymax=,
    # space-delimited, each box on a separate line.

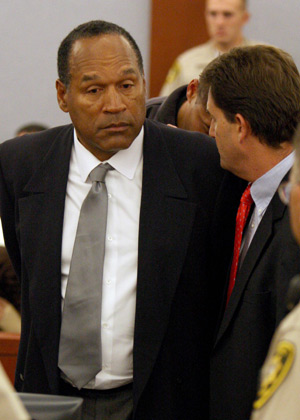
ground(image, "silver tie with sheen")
xmin=58 ymin=163 xmax=111 ymax=389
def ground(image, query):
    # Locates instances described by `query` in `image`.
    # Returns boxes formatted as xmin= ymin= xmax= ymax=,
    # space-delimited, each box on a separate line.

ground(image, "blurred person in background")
xmin=160 ymin=0 xmax=259 ymax=96
xmin=15 ymin=123 xmax=48 ymax=137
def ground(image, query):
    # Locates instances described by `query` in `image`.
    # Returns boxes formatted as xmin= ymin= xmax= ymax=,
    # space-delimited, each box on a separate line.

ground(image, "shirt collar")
xmin=73 ymin=126 xmax=144 ymax=183
xmin=250 ymin=151 xmax=294 ymax=211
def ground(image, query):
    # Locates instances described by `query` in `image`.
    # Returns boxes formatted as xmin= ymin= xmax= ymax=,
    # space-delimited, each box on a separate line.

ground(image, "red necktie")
xmin=226 ymin=184 xmax=253 ymax=306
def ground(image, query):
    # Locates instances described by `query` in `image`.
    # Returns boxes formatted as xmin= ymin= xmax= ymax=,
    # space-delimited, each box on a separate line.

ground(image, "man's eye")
xmin=122 ymin=83 xmax=133 ymax=89
xmin=87 ymin=88 xmax=101 ymax=94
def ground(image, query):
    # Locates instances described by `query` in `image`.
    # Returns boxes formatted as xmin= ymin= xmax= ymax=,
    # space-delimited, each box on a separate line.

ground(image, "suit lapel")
xmin=133 ymin=121 xmax=198 ymax=401
xmin=18 ymin=125 xmax=73 ymax=389
xmin=215 ymin=191 xmax=287 ymax=347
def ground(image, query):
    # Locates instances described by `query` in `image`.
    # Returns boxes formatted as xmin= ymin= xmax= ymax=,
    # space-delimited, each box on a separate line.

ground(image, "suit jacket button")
xmin=20 ymin=373 xmax=24 ymax=381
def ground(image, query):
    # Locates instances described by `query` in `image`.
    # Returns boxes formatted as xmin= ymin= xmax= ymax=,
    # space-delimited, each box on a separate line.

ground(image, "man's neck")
xmin=248 ymin=141 xmax=294 ymax=183
xmin=213 ymin=35 xmax=244 ymax=53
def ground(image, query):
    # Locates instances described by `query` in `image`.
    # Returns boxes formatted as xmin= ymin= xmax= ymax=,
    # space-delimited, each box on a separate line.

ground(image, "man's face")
xmin=56 ymin=34 xmax=146 ymax=161
xmin=188 ymin=101 xmax=212 ymax=134
xmin=205 ymin=0 xmax=249 ymax=47
xmin=207 ymin=91 xmax=243 ymax=176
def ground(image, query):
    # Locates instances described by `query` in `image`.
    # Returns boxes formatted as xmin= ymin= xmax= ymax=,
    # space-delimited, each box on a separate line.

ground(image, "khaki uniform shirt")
xmin=251 ymin=301 xmax=300 ymax=420
xmin=160 ymin=38 xmax=260 ymax=96
xmin=0 ymin=363 xmax=29 ymax=420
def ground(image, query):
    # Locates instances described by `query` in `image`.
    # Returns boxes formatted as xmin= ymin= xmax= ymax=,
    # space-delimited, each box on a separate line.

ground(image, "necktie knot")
xmin=90 ymin=163 xmax=112 ymax=183
xmin=240 ymin=184 xmax=253 ymax=205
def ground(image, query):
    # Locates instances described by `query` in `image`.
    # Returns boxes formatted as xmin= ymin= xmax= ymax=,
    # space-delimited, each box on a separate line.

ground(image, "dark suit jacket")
xmin=0 ymin=246 xmax=20 ymax=311
xmin=0 ymin=119 xmax=233 ymax=420
xmin=210 ymin=182 xmax=300 ymax=420
xmin=146 ymin=85 xmax=187 ymax=126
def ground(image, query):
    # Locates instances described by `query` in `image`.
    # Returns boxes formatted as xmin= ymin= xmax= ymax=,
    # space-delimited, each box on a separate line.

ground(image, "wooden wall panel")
xmin=150 ymin=0 xmax=208 ymax=97
xmin=0 ymin=332 xmax=20 ymax=384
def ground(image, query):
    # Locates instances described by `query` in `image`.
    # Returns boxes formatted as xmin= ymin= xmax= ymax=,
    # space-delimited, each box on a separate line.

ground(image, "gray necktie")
xmin=58 ymin=163 xmax=111 ymax=389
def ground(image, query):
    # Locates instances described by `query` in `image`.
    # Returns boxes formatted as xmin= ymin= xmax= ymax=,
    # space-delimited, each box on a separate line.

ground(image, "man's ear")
xmin=235 ymin=113 xmax=251 ymax=143
xmin=242 ymin=10 xmax=250 ymax=25
xmin=186 ymin=79 xmax=199 ymax=103
xmin=291 ymin=183 xmax=300 ymax=243
xmin=56 ymin=79 xmax=69 ymax=113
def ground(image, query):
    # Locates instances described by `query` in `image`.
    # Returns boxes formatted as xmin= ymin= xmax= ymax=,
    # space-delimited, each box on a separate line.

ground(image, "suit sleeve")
xmin=0 ymin=144 xmax=22 ymax=280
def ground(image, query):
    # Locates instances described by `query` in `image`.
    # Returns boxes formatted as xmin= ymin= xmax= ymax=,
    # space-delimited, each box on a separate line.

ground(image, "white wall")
xmin=244 ymin=0 xmax=300 ymax=70
xmin=0 ymin=0 xmax=151 ymax=140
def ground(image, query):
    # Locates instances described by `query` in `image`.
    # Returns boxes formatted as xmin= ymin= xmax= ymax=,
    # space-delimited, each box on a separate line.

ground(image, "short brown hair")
xmin=201 ymin=45 xmax=300 ymax=147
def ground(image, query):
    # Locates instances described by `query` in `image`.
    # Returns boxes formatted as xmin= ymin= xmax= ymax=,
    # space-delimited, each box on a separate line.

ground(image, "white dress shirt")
xmin=239 ymin=152 xmax=294 ymax=267
xmin=61 ymin=127 xmax=143 ymax=389
xmin=0 ymin=219 xmax=5 ymax=247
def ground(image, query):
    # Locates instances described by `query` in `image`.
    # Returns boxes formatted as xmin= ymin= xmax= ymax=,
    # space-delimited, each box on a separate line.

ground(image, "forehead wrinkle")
xmin=80 ymin=67 xmax=138 ymax=83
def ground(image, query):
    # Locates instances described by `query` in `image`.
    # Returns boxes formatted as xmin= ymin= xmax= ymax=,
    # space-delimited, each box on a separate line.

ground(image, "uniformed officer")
xmin=160 ymin=0 xmax=258 ymax=96
xmin=251 ymin=124 xmax=300 ymax=420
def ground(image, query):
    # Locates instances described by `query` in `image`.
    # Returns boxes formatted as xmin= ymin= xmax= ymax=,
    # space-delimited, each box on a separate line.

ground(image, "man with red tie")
xmin=202 ymin=45 xmax=300 ymax=420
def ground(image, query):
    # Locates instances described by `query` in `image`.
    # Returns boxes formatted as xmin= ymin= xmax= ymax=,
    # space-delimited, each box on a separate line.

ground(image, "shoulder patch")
xmin=165 ymin=61 xmax=181 ymax=84
xmin=253 ymin=340 xmax=295 ymax=409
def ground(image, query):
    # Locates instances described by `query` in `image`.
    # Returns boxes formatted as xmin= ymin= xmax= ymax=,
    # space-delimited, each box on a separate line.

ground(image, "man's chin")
xmin=96 ymin=136 xmax=135 ymax=153
xmin=214 ymin=35 xmax=231 ymax=45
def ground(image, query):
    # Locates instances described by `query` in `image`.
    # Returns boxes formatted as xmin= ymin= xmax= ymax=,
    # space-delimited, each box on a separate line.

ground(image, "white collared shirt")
xmin=239 ymin=152 xmax=294 ymax=267
xmin=61 ymin=127 xmax=143 ymax=389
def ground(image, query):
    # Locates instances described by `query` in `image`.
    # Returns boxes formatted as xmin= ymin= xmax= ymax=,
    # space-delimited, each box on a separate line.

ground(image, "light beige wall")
xmin=244 ymin=0 xmax=300 ymax=70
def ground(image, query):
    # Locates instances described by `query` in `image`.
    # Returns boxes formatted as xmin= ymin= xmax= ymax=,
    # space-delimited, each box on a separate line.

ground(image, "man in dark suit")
xmin=0 ymin=20 xmax=232 ymax=420
xmin=146 ymin=79 xmax=211 ymax=134
xmin=202 ymin=45 xmax=300 ymax=420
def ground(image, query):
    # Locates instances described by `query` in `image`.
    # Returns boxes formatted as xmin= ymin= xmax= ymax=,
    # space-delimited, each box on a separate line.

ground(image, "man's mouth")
xmin=104 ymin=122 xmax=129 ymax=132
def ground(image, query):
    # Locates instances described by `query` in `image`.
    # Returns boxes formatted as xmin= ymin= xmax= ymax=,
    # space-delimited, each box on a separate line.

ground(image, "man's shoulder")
xmin=177 ymin=40 xmax=215 ymax=63
xmin=279 ymin=301 xmax=300 ymax=333
xmin=243 ymin=38 xmax=268 ymax=47
xmin=0 ymin=124 xmax=73 ymax=177
xmin=146 ymin=85 xmax=187 ymax=125
xmin=144 ymin=119 xmax=219 ymax=159
xmin=0 ymin=124 xmax=73 ymax=154
xmin=146 ymin=96 xmax=165 ymax=120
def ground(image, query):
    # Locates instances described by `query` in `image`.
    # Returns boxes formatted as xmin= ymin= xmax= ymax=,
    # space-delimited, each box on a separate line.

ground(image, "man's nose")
xmin=215 ymin=13 xmax=226 ymax=26
xmin=102 ymin=87 xmax=126 ymax=113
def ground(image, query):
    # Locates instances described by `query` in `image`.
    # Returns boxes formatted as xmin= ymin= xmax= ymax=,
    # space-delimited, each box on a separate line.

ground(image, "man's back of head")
xmin=203 ymin=45 xmax=300 ymax=181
